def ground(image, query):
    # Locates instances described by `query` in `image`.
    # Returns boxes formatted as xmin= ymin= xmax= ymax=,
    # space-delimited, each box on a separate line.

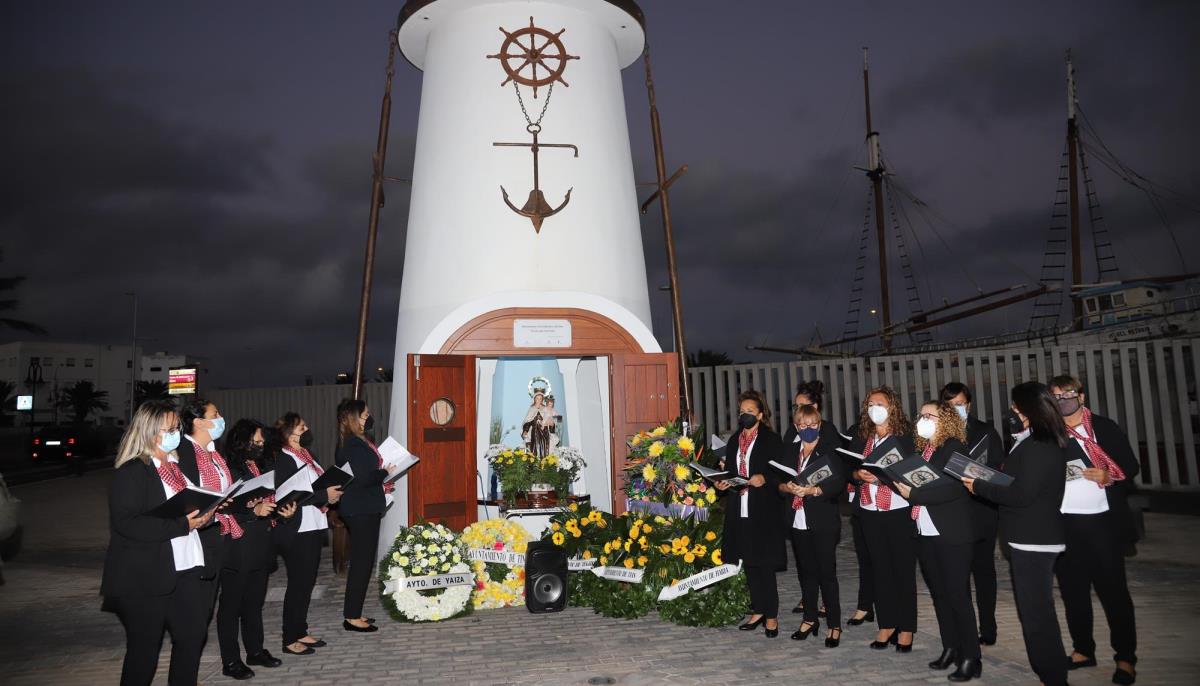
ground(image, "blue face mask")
xmin=954 ymin=405 xmax=969 ymax=421
xmin=208 ymin=416 xmax=225 ymax=441
xmin=798 ymin=427 xmax=820 ymax=443
xmin=159 ymin=430 xmax=181 ymax=453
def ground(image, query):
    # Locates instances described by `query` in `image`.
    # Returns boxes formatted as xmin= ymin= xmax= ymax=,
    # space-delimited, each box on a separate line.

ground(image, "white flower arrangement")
xmin=378 ymin=522 xmax=475 ymax=623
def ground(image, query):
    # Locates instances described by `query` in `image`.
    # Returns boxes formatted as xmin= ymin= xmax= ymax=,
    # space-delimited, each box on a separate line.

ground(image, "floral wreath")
xmin=461 ymin=519 xmax=532 ymax=609
xmin=378 ymin=522 xmax=475 ymax=623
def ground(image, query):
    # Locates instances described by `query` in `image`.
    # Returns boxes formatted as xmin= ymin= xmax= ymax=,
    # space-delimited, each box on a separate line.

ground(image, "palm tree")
xmin=134 ymin=380 xmax=169 ymax=408
xmin=0 ymin=249 xmax=47 ymax=334
xmin=57 ymin=380 xmax=110 ymax=424
xmin=0 ymin=380 xmax=15 ymax=417
xmin=687 ymin=348 xmax=734 ymax=368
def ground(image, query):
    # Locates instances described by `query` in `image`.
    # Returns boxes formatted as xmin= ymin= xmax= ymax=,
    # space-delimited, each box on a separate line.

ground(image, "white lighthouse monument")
xmin=382 ymin=0 xmax=680 ymax=555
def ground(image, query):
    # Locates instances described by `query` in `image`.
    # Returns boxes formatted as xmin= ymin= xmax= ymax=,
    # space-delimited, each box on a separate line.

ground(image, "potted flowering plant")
xmin=485 ymin=444 xmax=586 ymax=506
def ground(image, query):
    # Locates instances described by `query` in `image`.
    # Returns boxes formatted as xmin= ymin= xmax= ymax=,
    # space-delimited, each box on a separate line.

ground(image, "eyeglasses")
xmin=160 ymin=424 xmax=180 ymax=434
xmin=1053 ymin=391 xmax=1080 ymax=400
xmin=919 ymin=413 xmax=938 ymax=421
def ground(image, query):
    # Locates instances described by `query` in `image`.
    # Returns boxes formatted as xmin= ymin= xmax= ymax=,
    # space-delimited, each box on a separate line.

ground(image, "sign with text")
xmin=168 ymin=367 xmax=197 ymax=395
xmin=589 ymin=565 xmax=645 ymax=584
xmin=16 ymin=395 xmax=32 ymax=411
xmin=381 ymin=571 xmax=474 ymax=594
xmin=568 ymin=556 xmax=598 ymax=571
xmin=466 ymin=548 xmax=525 ymax=567
xmin=657 ymin=561 xmax=743 ymax=601
xmin=513 ymin=319 xmax=572 ymax=348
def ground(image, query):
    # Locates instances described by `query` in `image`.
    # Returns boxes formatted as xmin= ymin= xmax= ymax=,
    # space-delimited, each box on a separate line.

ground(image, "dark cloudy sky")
xmin=3 ymin=1 xmax=1198 ymax=388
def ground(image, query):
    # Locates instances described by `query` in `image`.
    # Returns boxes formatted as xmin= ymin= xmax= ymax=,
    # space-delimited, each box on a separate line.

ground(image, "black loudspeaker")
xmin=524 ymin=540 xmax=568 ymax=613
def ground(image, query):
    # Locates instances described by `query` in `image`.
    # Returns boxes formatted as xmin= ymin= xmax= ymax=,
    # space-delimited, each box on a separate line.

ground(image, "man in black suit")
xmin=941 ymin=382 xmax=1005 ymax=646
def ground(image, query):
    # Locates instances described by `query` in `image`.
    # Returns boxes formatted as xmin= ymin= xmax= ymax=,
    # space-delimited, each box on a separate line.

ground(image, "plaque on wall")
xmin=513 ymin=319 xmax=572 ymax=348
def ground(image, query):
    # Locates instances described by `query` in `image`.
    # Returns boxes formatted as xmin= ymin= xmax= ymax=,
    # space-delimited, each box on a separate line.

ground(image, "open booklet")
xmin=1064 ymin=458 xmax=1088 ymax=482
xmin=377 ymin=437 xmax=420 ymax=484
xmin=886 ymin=455 xmax=952 ymax=490
xmin=688 ymin=462 xmax=748 ymax=488
xmin=944 ymin=452 xmax=1014 ymax=487
xmin=769 ymin=456 xmax=838 ymax=488
xmin=147 ymin=478 xmax=244 ymax=519
xmin=274 ymin=462 xmax=354 ymax=511
xmin=968 ymin=435 xmax=989 ymax=464
xmin=228 ymin=471 xmax=275 ymax=512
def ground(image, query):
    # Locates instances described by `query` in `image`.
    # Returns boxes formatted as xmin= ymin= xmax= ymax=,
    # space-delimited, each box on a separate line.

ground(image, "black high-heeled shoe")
xmin=343 ymin=619 xmax=379 ymax=633
xmin=869 ymin=629 xmax=896 ymax=650
xmin=824 ymin=628 xmax=842 ymax=648
xmin=738 ymin=616 xmax=766 ymax=631
xmin=281 ymin=643 xmax=315 ymax=656
xmin=947 ymin=658 xmax=982 ymax=682
xmin=1066 ymin=654 xmax=1097 ymax=670
xmin=792 ymin=601 xmax=805 ymax=614
xmin=791 ymin=619 xmax=819 ymax=641
xmin=1112 ymin=664 xmax=1136 ymax=685
xmin=764 ymin=621 xmax=779 ymax=638
xmin=847 ymin=609 xmax=875 ymax=626
xmin=929 ymin=648 xmax=958 ymax=670
xmin=895 ymin=632 xmax=913 ymax=653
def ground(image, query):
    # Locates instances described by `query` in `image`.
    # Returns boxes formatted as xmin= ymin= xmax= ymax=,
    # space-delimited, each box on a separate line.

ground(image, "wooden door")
xmin=407 ymin=354 xmax=477 ymax=530
xmin=609 ymin=353 xmax=680 ymax=514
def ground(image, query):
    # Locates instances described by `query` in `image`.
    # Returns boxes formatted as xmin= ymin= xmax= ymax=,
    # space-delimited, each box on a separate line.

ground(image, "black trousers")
xmin=217 ymin=566 xmax=270 ymax=663
xmin=342 ymin=513 xmax=382 ymax=619
xmin=1010 ymin=548 xmax=1068 ymax=686
xmin=917 ymin=537 xmax=980 ymax=660
xmin=791 ymin=524 xmax=842 ymax=628
xmin=114 ymin=570 xmax=210 ymax=686
xmin=970 ymin=532 xmax=998 ymax=641
xmin=860 ymin=508 xmax=917 ymax=632
xmin=850 ymin=512 xmax=874 ymax=613
xmin=1056 ymin=512 xmax=1138 ymax=664
xmin=744 ymin=564 xmax=779 ymax=619
xmin=278 ymin=530 xmax=324 ymax=644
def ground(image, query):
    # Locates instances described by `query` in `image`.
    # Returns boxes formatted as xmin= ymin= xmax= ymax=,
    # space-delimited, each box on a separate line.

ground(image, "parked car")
xmin=30 ymin=425 xmax=85 ymax=463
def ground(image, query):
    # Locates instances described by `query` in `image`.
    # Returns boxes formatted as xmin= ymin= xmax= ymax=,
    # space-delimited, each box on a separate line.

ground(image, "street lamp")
xmin=126 ymin=292 xmax=137 ymax=424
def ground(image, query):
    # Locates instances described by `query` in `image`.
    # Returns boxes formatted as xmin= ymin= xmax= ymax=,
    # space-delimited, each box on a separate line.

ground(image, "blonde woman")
xmin=893 ymin=401 xmax=980 ymax=681
xmin=101 ymin=399 xmax=215 ymax=686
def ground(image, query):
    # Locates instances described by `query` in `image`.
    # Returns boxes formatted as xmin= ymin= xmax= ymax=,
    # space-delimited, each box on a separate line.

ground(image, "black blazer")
xmin=176 ymin=437 xmax=226 ymax=578
xmin=222 ymin=456 xmax=275 ymax=572
xmin=780 ymin=427 xmax=847 ymax=532
xmin=1066 ymin=413 xmax=1141 ymax=544
xmin=906 ymin=438 xmax=975 ymax=544
xmin=965 ymin=417 xmax=1005 ymax=538
xmin=101 ymin=460 xmax=191 ymax=598
xmin=973 ymin=437 xmax=1066 ymax=546
xmin=847 ymin=431 xmax=916 ymax=512
xmin=719 ymin=425 xmax=786 ymax=570
xmin=273 ymin=447 xmax=330 ymax=541
xmin=334 ymin=435 xmax=388 ymax=517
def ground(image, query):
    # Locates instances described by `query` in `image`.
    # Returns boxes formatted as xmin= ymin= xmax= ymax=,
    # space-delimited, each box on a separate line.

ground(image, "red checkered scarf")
xmin=1074 ymin=408 xmax=1126 ymax=485
xmin=157 ymin=459 xmax=188 ymax=494
xmin=192 ymin=439 xmax=244 ymax=539
xmin=737 ymin=426 xmax=759 ymax=478
xmin=910 ymin=442 xmax=936 ymax=521
xmin=857 ymin=434 xmax=896 ymax=509
xmin=791 ymin=444 xmax=815 ymax=511
xmin=288 ymin=447 xmax=328 ymax=512
xmin=364 ymin=439 xmax=395 ymax=495
xmin=244 ymin=459 xmax=277 ymax=528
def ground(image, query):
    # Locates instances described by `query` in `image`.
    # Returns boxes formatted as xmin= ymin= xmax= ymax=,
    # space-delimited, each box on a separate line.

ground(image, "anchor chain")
xmin=513 ymin=81 xmax=554 ymax=128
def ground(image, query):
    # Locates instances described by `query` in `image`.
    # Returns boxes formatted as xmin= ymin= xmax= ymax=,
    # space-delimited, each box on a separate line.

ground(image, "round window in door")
xmin=429 ymin=398 xmax=456 ymax=426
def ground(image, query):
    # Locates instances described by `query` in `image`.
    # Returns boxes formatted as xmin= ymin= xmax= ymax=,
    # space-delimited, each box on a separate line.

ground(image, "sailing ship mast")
xmin=862 ymin=48 xmax=892 ymax=351
xmin=1066 ymin=50 xmax=1084 ymax=329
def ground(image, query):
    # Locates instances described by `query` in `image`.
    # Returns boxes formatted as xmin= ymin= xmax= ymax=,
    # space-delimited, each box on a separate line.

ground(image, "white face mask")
xmin=916 ymin=417 xmax=937 ymax=440
xmin=954 ymin=405 xmax=969 ymax=421
xmin=867 ymin=405 xmax=889 ymax=426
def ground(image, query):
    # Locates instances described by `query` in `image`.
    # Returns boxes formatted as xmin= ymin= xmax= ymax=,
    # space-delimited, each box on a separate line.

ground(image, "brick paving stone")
xmin=1 ymin=469 xmax=1197 ymax=685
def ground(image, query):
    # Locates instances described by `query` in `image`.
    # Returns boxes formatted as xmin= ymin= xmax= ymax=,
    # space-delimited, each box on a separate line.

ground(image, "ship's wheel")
xmin=487 ymin=17 xmax=579 ymax=98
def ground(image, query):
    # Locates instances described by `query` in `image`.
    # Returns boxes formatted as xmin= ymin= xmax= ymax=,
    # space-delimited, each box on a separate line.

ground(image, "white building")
xmin=140 ymin=351 xmax=192 ymax=385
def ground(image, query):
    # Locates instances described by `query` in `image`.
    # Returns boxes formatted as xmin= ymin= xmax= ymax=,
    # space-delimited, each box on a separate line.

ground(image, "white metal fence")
xmin=689 ymin=339 xmax=1200 ymax=490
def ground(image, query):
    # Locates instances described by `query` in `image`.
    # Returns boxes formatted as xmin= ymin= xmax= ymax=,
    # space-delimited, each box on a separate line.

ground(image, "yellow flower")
xmin=642 ymin=465 xmax=657 ymax=482
xmin=571 ymin=529 xmax=581 ymax=538
xmin=705 ymin=490 xmax=717 ymax=503
xmin=677 ymin=436 xmax=695 ymax=453
xmin=603 ymin=542 xmax=612 ymax=554
xmin=673 ymin=464 xmax=689 ymax=481
xmin=648 ymin=441 xmax=665 ymax=457
xmin=711 ymin=549 xmax=723 ymax=565
xmin=514 ymin=541 xmax=528 ymax=553
xmin=566 ymin=518 xmax=577 ymax=528
xmin=637 ymin=555 xmax=648 ymax=567
xmin=692 ymin=544 xmax=707 ymax=556
xmin=623 ymin=558 xmax=634 ymax=569
xmin=641 ymin=524 xmax=652 ymax=533
xmin=638 ymin=536 xmax=647 ymax=548
xmin=684 ymin=552 xmax=696 ymax=563
xmin=582 ymin=550 xmax=593 ymax=559
xmin=568 ymin=503 xmax=578 ymax=511
xmin=659 ymin=543 xmax=671 ymax=554
xmin=578 ymin=518 xmax=589 ymax=527
xmin=629 ymin=525 xmax=640 ymax=539
xmin=704 ymin=531 xmax=717 ymax=542
xmin=552 ymin=532 xmax=565 ymax=545
xmin=680 ymin=535 xmax=690 ymax=546
xmin=651 ymin=426 xmax=668 ymax=437
xmin=671 ymin=578 xmax=680 ymax=585
xmin=600 ymin=555 xmax=608 ymax=565
xmin=631 ymin=435 xmax=642 ymax=447
xmin=685 ymin=483 xmax=698 ymax=493
xmin=550 ymin=522 xmax=561 ymax=531
xmin=588 ymin=510 xmax=601 ymax=522
xmin=623 ymin=540 xmax=632 ymax=552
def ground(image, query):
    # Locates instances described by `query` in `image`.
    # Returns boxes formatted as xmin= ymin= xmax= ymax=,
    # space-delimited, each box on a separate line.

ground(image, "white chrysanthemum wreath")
xmin=378 ymin=522 xmax=475 ymax=623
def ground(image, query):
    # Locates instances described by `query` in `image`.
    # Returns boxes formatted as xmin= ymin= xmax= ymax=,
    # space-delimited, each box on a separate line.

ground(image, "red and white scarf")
xmin=910 ymin=442 xmax=936 ymax=521
xmin=193 ymin=440 xmax=244 ymax=539
xmin=857 ymin=435 xmax=895 ymax=509
xmin=737 ymin=426 xmax=759 ymax=479
xmin=157 ymin=459 xmax=188 ymax=494
xmin=289 ymin=446 xmax=328 ymax=512
xmin=1074 ymin=408 xmax=1126 ymax=486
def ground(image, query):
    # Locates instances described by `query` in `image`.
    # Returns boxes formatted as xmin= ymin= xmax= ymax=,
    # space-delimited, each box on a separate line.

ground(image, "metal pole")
xmin=862 ymin=48 xmax=891 ymax=351
xmin=642 ymin=45 xmax=692 ymax=424
xmin=1066 ymin=52 xmax=1083 ymax=330
xmin=351 ymin=30 xmax=399 ymax=401
xmin=127 ymin=291 xmax=137 ymax=422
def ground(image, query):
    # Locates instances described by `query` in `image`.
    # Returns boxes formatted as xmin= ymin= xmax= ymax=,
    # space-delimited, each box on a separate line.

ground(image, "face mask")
xmin=1056 ymin=397 xmax=1081 ymax=417
xmin=298 ymin=430 xmax=314 ymax=448
xmin=159 ymin=430 xmax=181 ymax=453
xmin=247 ymin=444 xmax=264 ymax=459
xmin=738 ymin=412 xmax=758 ymax=431
xmin=363 ymin=415 xmax=376 ymax=432
xmin=867 ymin=405 xmax=889 ymax=426
xmin=916 ymin=417 xmax=937 ymax=440
xmin=798 ymin=426 xmax=820 ymax=443
xmin=1003 ymin=412 xmax=1025 ymax=437
xmin=208 ymin=416 xmax=225 ymax=441
xmin=954 ymin=405 xmax=969 ymax=421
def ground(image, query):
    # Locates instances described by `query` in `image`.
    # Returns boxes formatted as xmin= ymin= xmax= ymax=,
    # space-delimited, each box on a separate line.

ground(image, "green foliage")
xmin=56 ymin=380 xmax=109 ymax=423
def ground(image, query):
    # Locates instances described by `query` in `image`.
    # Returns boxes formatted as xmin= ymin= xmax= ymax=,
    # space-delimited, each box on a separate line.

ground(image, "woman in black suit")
xmin=1049 ymin=375 xmax=1140 ymax=685
xmin=715 ymin=389 xmax=785 ymax=638
xmin=273 ymin=412 xmax=343 ymax=655
xmin=101 ymin=399 xmax=214 ymax=686
xmin=849 ymin=385 xmax=918 ymax=651
xmin=216 ymin=419 xmax=296 ymax=679
xmin=778 ymin=402 xmax=847 ymax=647
xmin=175 ymin=398 xmax=232 ymax=614
xmin=965 ymin=382 xmax=1070 ymax=686
xmin=334 ymin=398 xmax=397 ymax=633
xmin=894 ymin=401 xmax=980 ymax=681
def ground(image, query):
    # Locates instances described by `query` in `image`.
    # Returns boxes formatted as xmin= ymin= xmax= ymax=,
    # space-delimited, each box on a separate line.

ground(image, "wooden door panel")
xmin=610 ymin=353 xmax=680 ymax=514
xmin=407 ymin=354 xmax=477 ymax=531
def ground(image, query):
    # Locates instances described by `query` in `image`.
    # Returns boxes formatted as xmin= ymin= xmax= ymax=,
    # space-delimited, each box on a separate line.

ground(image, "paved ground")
xmin=1 ymin=469 xmax=1197 ymax=685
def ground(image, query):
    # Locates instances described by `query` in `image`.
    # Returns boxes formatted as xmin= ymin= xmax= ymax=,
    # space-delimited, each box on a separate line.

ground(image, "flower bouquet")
xmin=622 ymin=422 xmax=717 ymax=520
xmin=378 ymin=522 xmax=475 ymax=622
xmin=485 ymin=444 xmax=585 ymax=506
xmin=460 ymin=519 xmax=532 ymax=609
